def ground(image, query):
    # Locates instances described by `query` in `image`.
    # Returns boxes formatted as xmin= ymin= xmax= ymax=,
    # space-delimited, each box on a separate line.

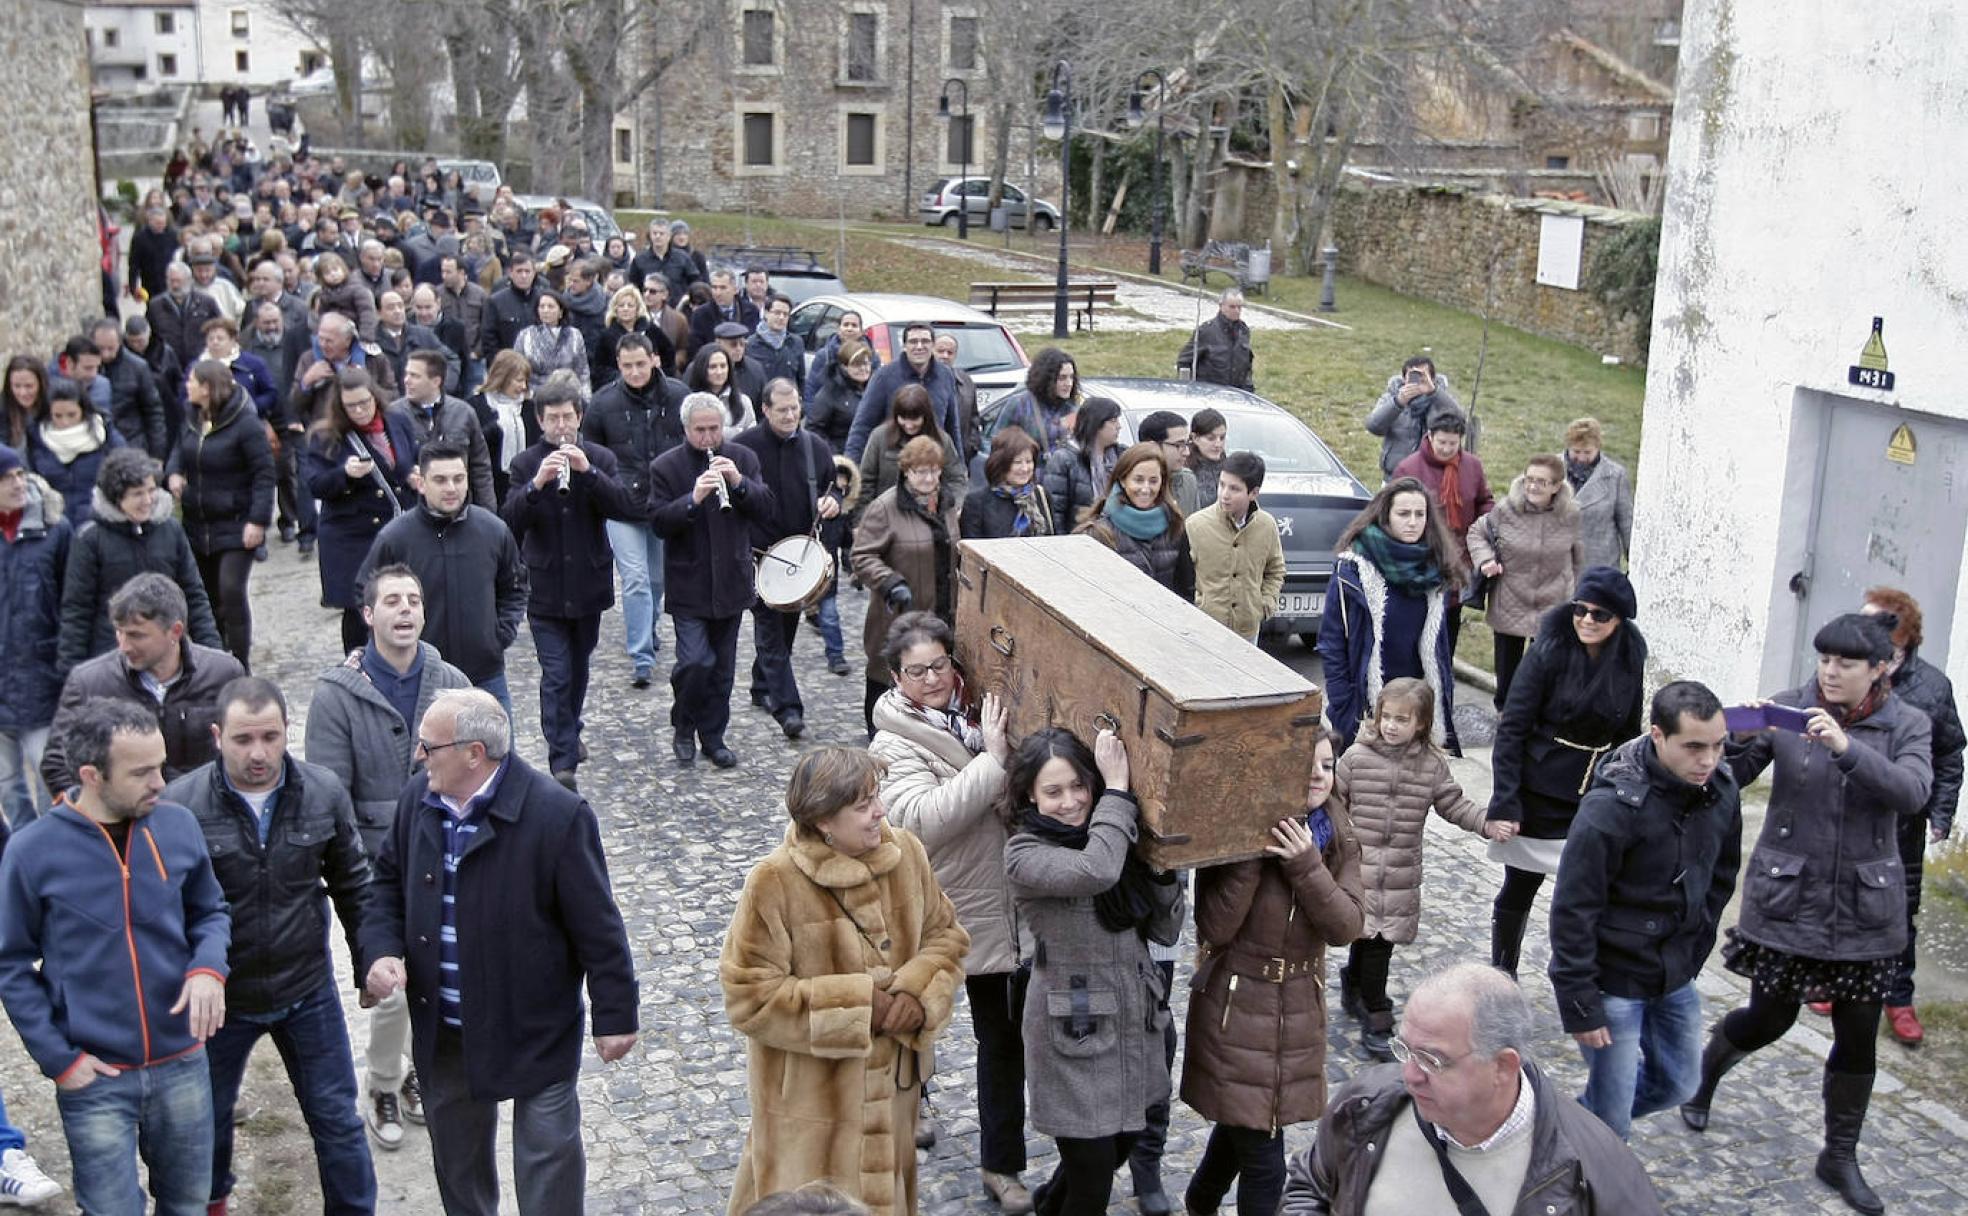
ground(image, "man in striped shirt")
xmin=360 ymin=690 xmax=637 ymax=1214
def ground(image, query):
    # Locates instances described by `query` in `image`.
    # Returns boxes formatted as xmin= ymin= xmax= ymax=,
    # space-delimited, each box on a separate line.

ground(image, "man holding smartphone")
xmin=1365 ymin=356 xmax=1470 ymax=480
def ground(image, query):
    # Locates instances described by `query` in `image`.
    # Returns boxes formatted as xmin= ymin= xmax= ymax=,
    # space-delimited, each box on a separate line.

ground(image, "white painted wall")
xmin=1633 ymin=0 xmax=1968 ymax=698
xmin=86 ymin=5 xmax=201 ymax=90
xmin=86 ymin=1 xmax=320 ymax=91
xmin=194 ymin=0 xmax=320 ymax=86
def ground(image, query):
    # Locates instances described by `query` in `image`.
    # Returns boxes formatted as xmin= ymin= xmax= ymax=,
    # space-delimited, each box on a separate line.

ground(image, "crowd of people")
xmin=0 ymin=134 xmax=1959 ymax=1216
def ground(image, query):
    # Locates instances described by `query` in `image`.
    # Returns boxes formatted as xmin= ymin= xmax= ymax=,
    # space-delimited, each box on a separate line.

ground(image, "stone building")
xmin=1 ymin=0 xmax=103 ymax=361
xmin=623 ymin=0 xmax=1048 ymax=218
xmin=1632 ymin=0 xmax=1967 ymax=698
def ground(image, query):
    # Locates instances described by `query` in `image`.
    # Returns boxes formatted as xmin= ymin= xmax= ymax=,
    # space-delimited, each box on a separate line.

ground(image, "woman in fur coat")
xmin=721 ymin=748 xmax=970 ymax=1216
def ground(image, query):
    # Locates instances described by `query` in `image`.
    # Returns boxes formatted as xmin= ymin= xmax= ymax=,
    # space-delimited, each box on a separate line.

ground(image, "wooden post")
xmin=1100 ymin=170 xmax=1134 ymax=236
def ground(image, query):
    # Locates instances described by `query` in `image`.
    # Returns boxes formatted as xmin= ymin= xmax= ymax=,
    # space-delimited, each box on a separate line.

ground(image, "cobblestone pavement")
xmin=6 ymin=544 xmax=1968 ymax=1214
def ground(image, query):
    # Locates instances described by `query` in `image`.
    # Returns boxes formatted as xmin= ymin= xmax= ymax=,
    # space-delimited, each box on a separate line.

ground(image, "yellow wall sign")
xmin=1886 ymin=423 xmax=1917 ymax=466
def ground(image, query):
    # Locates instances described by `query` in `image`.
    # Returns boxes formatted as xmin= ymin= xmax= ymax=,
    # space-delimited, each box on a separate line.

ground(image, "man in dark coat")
xmin=731 ymin=380 xmax=841 ymax=740
xmin=501 ymin=376 xmax=634 ymax=787
xmin=1860 ymin=587 xmax=1967 ymax=1047
xmin=374 ymin=292 xmax=459 ymax=397
xmin=393 ymin=350 xmax=496 ymax=510
xmin=128 ymin=207 xmax=181 ymax=300
xmin=125 ymin=315 xmax=186 ymax=446
xmin=360 ymin=690 xmax=636 ymax=1216
xmin=1281 ymin=964 xmax=1663 ymax=1214
xmin=1176 ymin=288 xmax=1255 ymax=391
xmin=844 ymin=323 xmax=962 ymax=459
xmin=146 ymin=263 xmax=223 ymax=373
xmin=648 ymin=394 xmax=771 ymax=768
xmin=1548 ymin=683 xmax=1740 ymax=1140
xmin=742 ymin=296 xmax=805 ymax=399
xmin=478 ymin=251 xmax=542 ymax=358
xmin=291 ymin=313 xmax=399 ymax=432
xmin=933 ymin=331 xmax=982 ymax=463
xmin=580 ymin=336 xmax=689 ymax=687
xmin=244 ymin=301 xmax=317 ymax=549
xmin=89 ymin=319 xmax=168 ymax=459
xmin=687 ymin=269 xmax=761 ymax=355
xmin=0 ymin=451 xmax=71 ymax=829
xmin=355 ymin=443 xmax=526 ymax=713
xmin=41 ymin=572 xmax=244 ymax=793
xmin=164 ymin=676 xmax=376 ymax=1213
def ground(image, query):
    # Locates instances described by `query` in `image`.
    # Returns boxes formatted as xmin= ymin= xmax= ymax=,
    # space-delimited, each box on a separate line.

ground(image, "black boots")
xmin=1361 ymin=1009 xmax=1396 ymax=1062
xmin=1679 ymin=1026 xmax=1750 ymax=1131
xmin=1490 ymin=908 xmax=1530 ymax=980
xmin=1815 ymin=1071 xmax=1884 ymax=1214
xmin=1338 ymin=965 xmax=1365 ymax=1021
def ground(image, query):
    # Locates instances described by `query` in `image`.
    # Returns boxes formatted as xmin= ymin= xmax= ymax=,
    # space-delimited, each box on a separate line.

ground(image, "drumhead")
xmin=757 ymin=536 xmax=833 ymax=610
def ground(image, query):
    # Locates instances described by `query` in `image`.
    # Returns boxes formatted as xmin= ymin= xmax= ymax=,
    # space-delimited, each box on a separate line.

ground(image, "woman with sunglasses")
xmin=1484 ymin=567 xmax=1646 ymax=980
xmin=867 ymin=612 xmax=1032 ymax=1212
xmin=1465 ymin=452 xmax=1584 ymax=708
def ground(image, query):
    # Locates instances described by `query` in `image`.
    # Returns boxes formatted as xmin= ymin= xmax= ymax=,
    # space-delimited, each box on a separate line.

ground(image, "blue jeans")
xmin=1578 ymin=981 xmax=1704 ymax=1139
xmin=814 ymin=589 xmax=844 ymax=662
xmin=0 ymin=1084 xmax=26 ymax=1153
xmin=206 ymin=977 xmax=375 ymax=1212
xmin=0 ymin=725 xmax=49 ymax=828
xmin=605 ymin=520 xmax=665 ymax=670
xmin=530 ymin=612 xmax=602 ymax=773
xmin=475 ymin=671 xmax=513 ymax=724
xmin=56 ymin=1048 xmax=213 ymax=1216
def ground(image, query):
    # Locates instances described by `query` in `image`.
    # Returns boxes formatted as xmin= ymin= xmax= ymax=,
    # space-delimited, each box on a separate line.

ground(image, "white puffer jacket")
xmin=869 ymin=692 xmax=1017 ymax=975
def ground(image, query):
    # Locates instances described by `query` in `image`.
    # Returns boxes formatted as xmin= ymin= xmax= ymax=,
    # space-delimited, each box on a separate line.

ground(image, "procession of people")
xmin=0 ymin=135 xmax=1959 ymax=1216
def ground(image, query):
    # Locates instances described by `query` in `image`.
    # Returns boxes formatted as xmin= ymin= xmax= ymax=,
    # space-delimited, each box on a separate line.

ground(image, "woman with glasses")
xmin=1181 ymin=725 xmax=1363 ymax=1216
xmin=1465 ymin=453 xmax=1583 ymax=708
xmin=853 ymin=436 xmax=960 ymax=736
xmin=867 ymin=612 xmax=1032 ymax=1212
xmin=1483 ymin=566 xmax=1646 ymax=979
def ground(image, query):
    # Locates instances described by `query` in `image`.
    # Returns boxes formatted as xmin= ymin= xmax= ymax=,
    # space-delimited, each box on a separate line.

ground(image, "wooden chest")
xmin=954 ymin=535 xmax=1325 ymax=868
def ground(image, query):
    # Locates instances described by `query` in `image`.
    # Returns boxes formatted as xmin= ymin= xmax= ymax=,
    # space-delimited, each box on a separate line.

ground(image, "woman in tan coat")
xmin=1180 ymin=725 xmax=1364 ymax=1216
xmin=867 ymin=611 xmax=1032 ymax=1213
xmin=852 ymin=435 xmax=959 ymax=736
xmin=721 ymin=748 xmax=970 ymax=1216
xmin=1465 ymin=453 xmax=1583 ymax=708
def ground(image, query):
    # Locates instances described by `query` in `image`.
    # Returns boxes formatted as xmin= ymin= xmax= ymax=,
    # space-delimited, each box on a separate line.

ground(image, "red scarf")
xmin=1426 ymin=446 xmax=1467 ymax=534
xmin=356 ymin=414 xmax=393 ymax=465
xmin=0 ymin=508 xmax=21 ymax=543
xmin=1817 ymin=677 xmax=1888 ymax=728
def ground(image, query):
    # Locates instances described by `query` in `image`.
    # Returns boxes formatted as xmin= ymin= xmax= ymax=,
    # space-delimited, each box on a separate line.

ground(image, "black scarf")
xmin=896 ymin=488 xmax=954 ymax=619
xmin=1542 ymin=614 xmax=1648 ymax=737
xmin=1017 ymin=805 xmax=1172 ymax=937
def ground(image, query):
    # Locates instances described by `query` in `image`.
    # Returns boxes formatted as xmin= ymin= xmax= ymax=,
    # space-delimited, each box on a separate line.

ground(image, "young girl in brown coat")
xmin=1334 ymin=679 xmax=1503 ymax=1060
xmin=1178 ymin=727 xmax=1364 ymax=1216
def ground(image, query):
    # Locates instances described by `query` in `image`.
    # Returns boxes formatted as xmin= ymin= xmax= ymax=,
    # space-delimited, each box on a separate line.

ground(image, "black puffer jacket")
xmin=163 ymin=757 xmax=371 ymax=1015
xmin=57 ymin=487 xmax=223 ymax=672
xmin=165 ymin=387 xmax=276 ymax=554
xmin=101 ymin=348 xmax=168 ymax=457
xmin=355 ymin=505 xmax=527 ymax=685
xmin=1891 ymin=653 xmax=1965 ymax=835
xmin=1727 ymin=683 xmax=1933 ymax=961
xmin=40 ymin=639 xmax=244 ymax=792
xmin=1548 ymin=737 xmax=1742 ymax=1034
xmin=805 ymin=365 xmax=865 ymax=455
xmin=580 ymin=374 xmax=688 ymax=515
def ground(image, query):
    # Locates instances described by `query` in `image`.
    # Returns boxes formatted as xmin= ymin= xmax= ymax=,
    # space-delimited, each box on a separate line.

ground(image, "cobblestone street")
xmin=5 ymin=545 xmax=1968 ymax=1214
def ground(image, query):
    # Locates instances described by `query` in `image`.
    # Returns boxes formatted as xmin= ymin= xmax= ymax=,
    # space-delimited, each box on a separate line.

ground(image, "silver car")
xmin=918 ymin=177 xmax=1061 ymax=231
xmin=788 ymin=293 xmax=1033 ymax=409
xmin=511 ymin=194 xmax=623 ymax=245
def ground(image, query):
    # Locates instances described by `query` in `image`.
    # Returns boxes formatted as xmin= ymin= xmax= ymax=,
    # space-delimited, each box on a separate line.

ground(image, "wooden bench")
xmin=968 ymin=280 xmax=1120 ymax=332
xmin=1178 ymin=240 xmax=1268 ymax=294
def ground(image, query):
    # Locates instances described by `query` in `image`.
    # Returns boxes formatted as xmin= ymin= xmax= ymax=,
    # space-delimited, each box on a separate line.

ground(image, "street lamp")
xmin=1042 ymin=60 xmax=1072 ymax=339
xmin=1126 ymin=68 xmax=1168 ymax=276
xmin=937 ymin=79 xmax=971 ymax=240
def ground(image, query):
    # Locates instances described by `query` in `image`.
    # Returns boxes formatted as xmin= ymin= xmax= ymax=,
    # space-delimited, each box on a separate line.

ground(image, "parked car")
xmin=706 ymin=244 xmax=846 ymax=306
xmin=511 ymin=194 xmax=624 ymax=245
xmin=981 ymin=377 xmax=1373 ymax=642
xmin=788 ymin=293 xmax=1031 ymax=407
xmin=436 ymin=159 xmax=503 ymax=209
xmin=919 ymin=177 xmax=1060 ymax=231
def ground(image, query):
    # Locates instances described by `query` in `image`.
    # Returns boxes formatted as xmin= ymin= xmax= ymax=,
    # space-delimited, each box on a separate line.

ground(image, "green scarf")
xmin=1351 ymin=524 xmax=1444 ymax=597
xmin=1102 ymin=485 xmax=1170 ymax=541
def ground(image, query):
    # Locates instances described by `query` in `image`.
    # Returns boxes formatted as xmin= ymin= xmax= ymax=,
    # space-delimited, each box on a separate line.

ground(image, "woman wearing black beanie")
xmin=1681 ymin=611 xmax=1934 ymax=1215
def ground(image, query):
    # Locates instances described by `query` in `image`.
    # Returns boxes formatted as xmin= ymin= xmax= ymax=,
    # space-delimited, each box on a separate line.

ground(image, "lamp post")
xmin=1042 ymin=60 xmax=1073 ymax=339
xmin=1126 ymin=68 xmax=1168 ymax=276
xmin=936 ymin=79 xmax=971 ymax=240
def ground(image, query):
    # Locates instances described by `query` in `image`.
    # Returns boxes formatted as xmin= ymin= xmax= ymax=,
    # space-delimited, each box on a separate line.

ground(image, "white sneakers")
xmin=0 ymin=1148 xmax=60 ymax=1207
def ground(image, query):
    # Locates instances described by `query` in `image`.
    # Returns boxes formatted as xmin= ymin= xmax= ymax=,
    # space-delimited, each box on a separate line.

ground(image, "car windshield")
xmin=898 ymin=323 xmax=1022 ymax=375
xmin=772 ymin=275 xmax=846 ymax=306
xmin=1133 ymin=408 xmax=1347 ymax=477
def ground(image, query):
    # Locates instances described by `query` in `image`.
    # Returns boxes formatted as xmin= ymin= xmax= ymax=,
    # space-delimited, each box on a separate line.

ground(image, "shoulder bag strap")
xmin=1411 ymin=1103 xmax=1493 ymax=1216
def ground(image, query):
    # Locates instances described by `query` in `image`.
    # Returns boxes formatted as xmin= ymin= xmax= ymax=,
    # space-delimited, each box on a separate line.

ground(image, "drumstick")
xmin=753 ymin=549 xmax=803 ymax=571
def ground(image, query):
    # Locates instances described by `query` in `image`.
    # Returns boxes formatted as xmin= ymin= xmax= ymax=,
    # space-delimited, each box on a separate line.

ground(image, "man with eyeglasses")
xmin=1281 ymin=962 xmax=1661 ymax=1214
xmin=844 ymin=322 xmax=962 ymax=461
xmin=305 ymin=564 xmax=470 ymax=1150
xmin=1136 ymin=410 xmax=1199 ymax=515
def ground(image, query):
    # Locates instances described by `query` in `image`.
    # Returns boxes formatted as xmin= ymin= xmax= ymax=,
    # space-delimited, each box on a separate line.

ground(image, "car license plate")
xmin=1278 ymin=592 xmax=1323 ymax=617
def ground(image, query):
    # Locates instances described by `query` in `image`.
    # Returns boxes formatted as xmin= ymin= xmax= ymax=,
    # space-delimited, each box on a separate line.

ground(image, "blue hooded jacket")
xmin=0 ymin=801 xmax=230 ymax=1080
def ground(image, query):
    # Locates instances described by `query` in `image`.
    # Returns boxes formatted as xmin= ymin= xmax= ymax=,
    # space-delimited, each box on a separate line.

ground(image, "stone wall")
xmin=0 ymin=0 xmax=102 ymax=359
xmin=1329 ymin=179 xmax=1648 ymax=363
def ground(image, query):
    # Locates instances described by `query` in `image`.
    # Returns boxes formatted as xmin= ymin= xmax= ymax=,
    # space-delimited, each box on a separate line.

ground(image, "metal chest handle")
xmin=989 ymin=625 xmax=1016 ymax=656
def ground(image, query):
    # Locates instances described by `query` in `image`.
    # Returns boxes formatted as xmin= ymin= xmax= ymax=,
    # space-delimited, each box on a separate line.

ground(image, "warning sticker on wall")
xmin=1848 ymin=316 xmax=1896 ymax=391
xmin=1886 ymin=424 xmax=1916 ymax=466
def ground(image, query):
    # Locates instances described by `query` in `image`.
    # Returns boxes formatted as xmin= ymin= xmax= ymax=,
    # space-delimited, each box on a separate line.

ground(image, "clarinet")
xmin=555 ymin=446 xmax=573 ymax=495
xmin=711 ymin=447 xmax=732 ymax=512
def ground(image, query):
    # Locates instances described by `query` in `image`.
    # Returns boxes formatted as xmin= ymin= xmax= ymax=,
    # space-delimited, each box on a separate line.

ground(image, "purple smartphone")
xmin=1723 ymin=704 xmax=1813 ymax=734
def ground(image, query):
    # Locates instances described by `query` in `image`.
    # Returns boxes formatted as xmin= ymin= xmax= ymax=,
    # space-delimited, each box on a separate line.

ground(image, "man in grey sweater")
xmin=303 ymin=563 xmax=469 ymax=1151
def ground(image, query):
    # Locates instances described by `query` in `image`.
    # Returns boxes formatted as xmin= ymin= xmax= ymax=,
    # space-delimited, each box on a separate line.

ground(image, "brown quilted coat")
xmin=1464 ymin=475 xmax=1583 ymax=638
xmin=1333 ymin=729 xmax=1488 ymax=944
xmin=1179 ymin=799 xmax=1366 ymax=1132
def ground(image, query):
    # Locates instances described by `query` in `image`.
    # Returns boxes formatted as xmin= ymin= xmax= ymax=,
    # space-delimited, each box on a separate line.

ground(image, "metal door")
xmin=1788 ymin=393 xmax=1967 ymax=683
